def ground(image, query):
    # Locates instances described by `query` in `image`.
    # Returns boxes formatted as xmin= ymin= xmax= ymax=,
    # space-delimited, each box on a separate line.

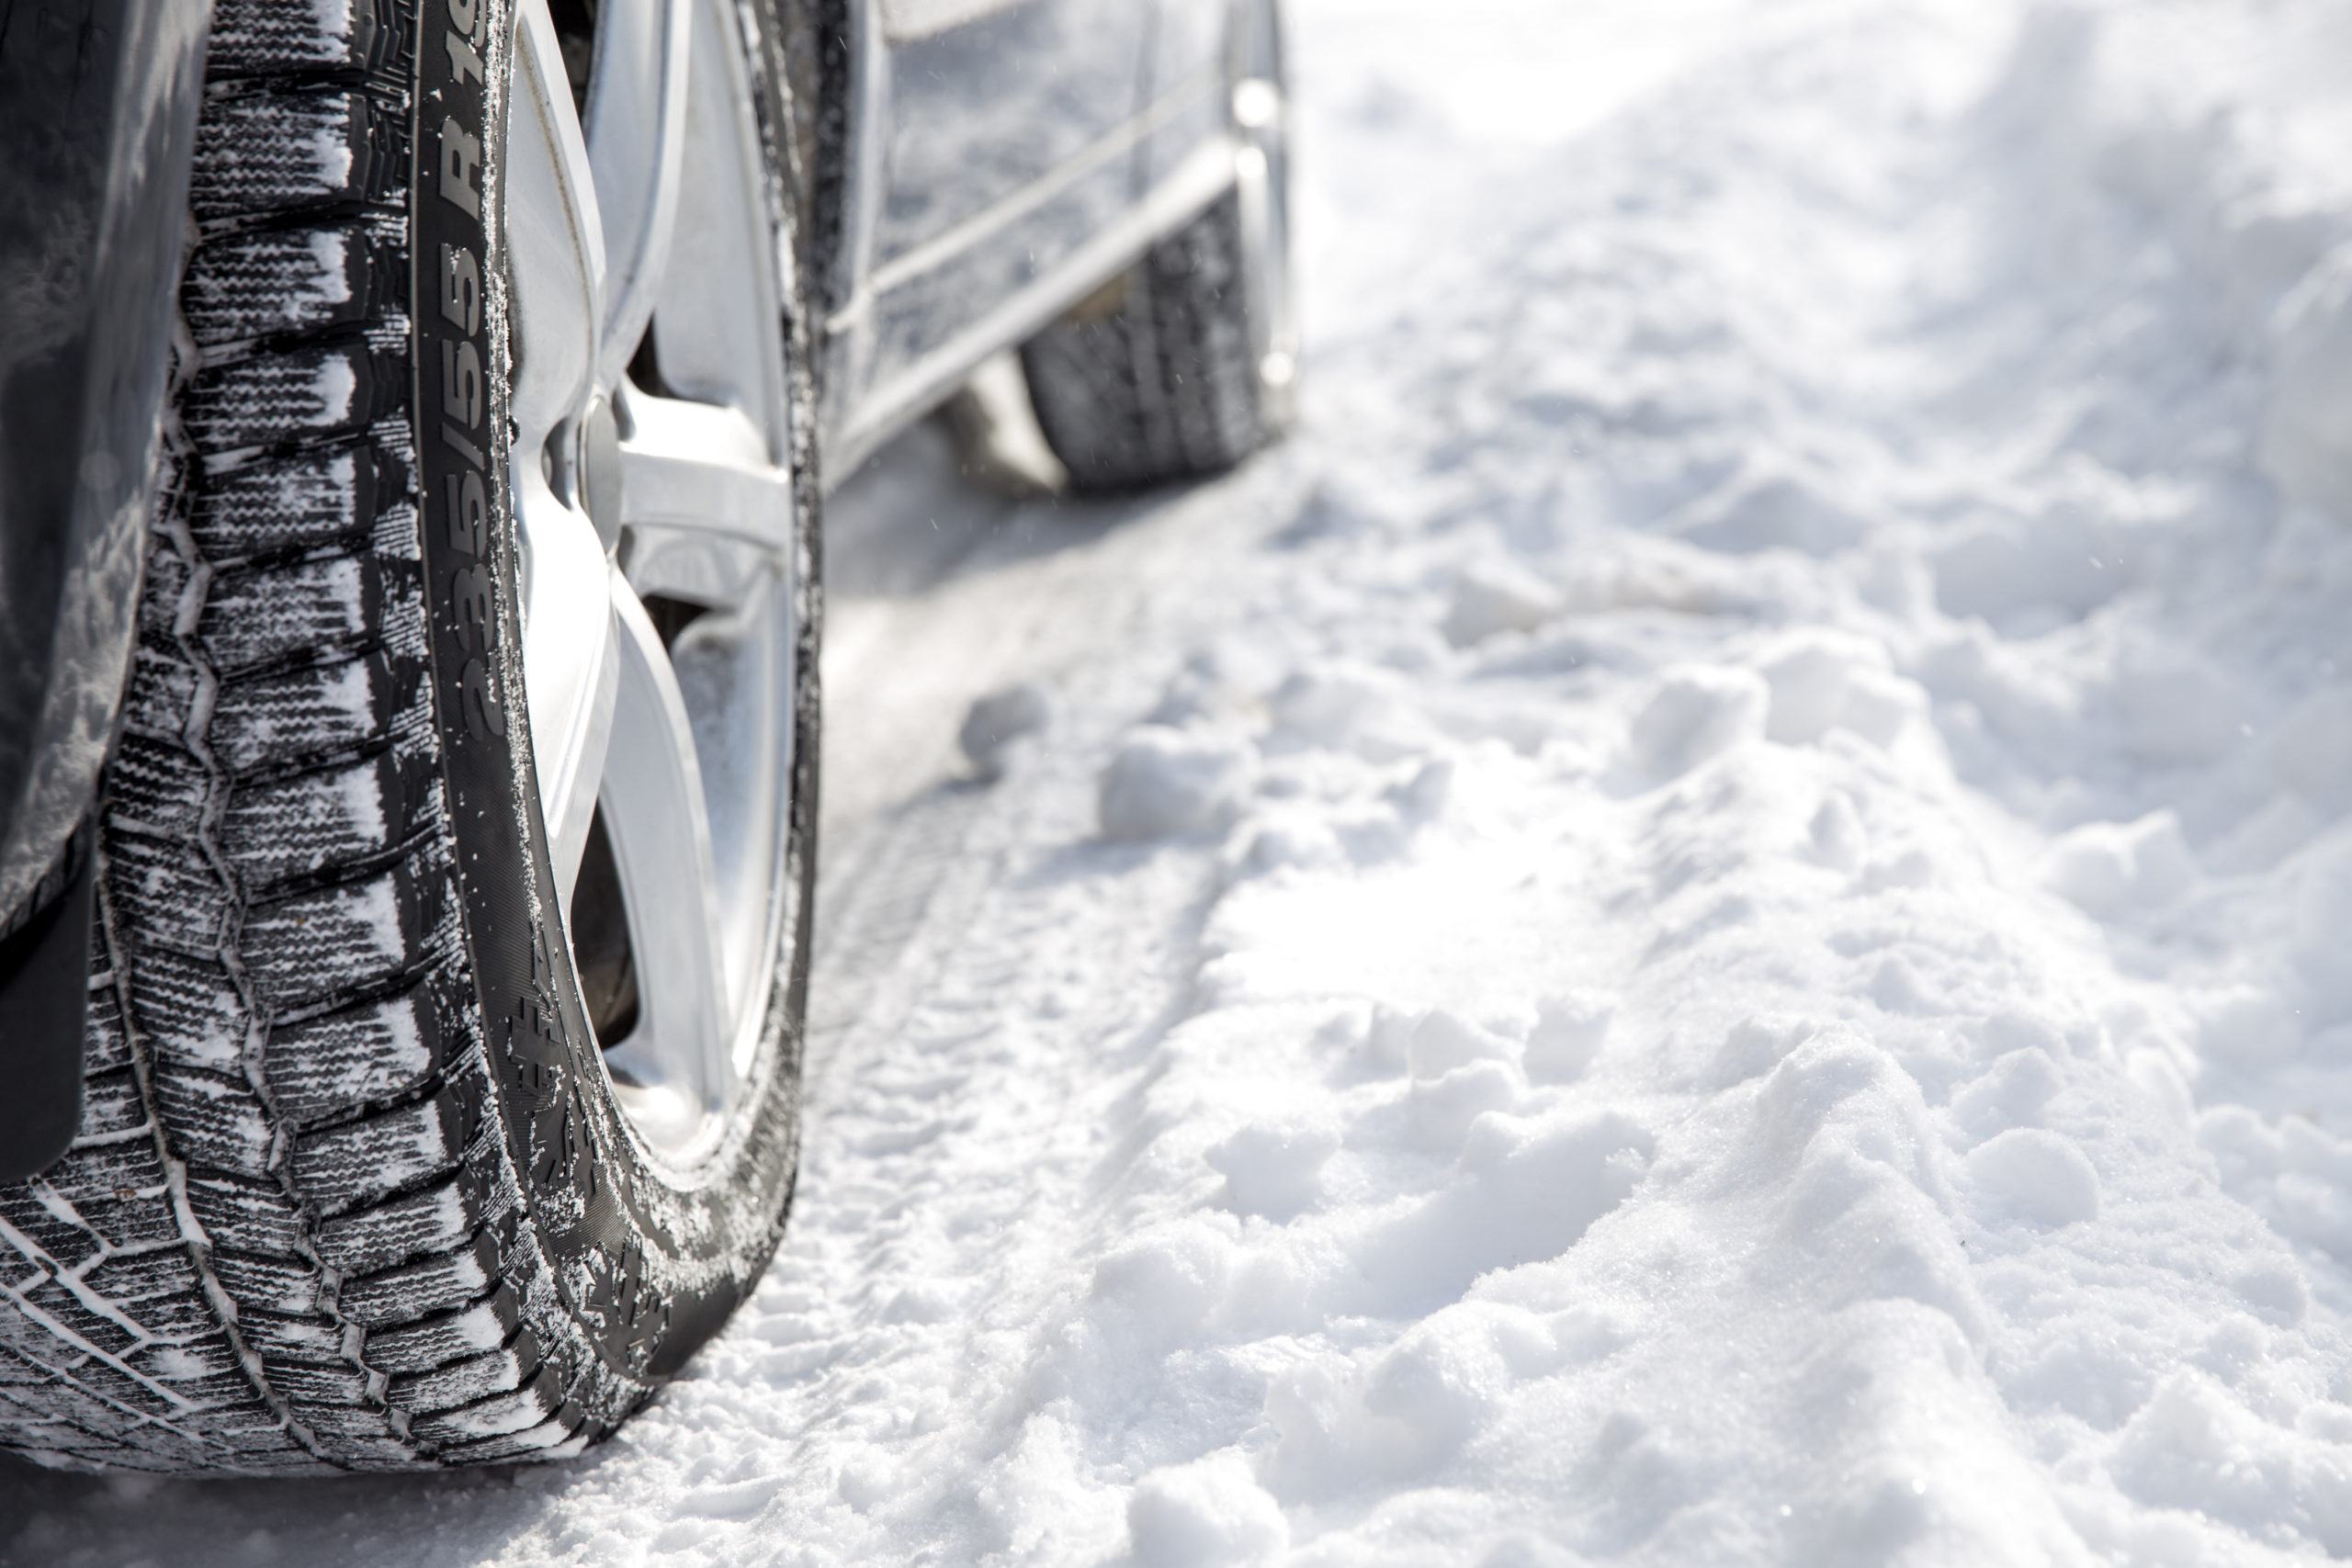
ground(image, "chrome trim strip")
xmin=876 ymin=0 xmax=1023 ymax=42
xmin=825 ymin=65 xmax=1218 ymax=336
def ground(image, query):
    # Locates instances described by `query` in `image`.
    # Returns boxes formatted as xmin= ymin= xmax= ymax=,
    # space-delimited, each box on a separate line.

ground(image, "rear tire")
xmin=0 ymin=0 xmax=820 ymax=1473
xmin=1020 ymin=2 xmax=1295 ymax=493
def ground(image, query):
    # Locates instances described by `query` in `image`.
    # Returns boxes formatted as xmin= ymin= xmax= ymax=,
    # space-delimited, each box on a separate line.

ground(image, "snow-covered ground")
xmin=19 ymin=0 xmax=2352 ymax=1560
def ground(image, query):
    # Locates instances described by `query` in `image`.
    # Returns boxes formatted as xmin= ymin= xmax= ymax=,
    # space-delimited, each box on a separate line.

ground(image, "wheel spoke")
xmin=596 ymin=581 xmax=732 ymax=1137
xmin=584 ymin=0 xmax=691 ymax=388
xmin=660 ymin=568 xmax=792 ymax=1076
xmin=617 ymin=388 xmax=796 ymax=608
xmin=638 ymin=0 xmax=789 ymax=446
xmin=507 ymin=0 xmax=605 ymax=459
xmin=508 ymin=0 xmax=623 ymax=900
xmin=517 ymin=484 xmax=619 ymax=900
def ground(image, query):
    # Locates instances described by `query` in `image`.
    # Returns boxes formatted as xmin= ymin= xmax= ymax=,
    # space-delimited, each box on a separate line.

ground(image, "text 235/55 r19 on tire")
xmin=0 ymin=0 xmax=820 ymax=1472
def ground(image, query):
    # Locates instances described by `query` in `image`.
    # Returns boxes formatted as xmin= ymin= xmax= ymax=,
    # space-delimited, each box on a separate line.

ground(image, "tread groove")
xmin=99 ymin=869 xmax=325 ymax=1466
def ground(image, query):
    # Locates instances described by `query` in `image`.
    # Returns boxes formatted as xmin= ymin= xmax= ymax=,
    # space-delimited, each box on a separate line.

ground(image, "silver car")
xmin=0 ymin=0 xmax=1293 ymax=1472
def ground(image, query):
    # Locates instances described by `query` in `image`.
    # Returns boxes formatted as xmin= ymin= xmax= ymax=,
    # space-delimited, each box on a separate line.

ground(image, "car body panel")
xmin=820 ymin=0 xmax=1242 ymax=476
xmin=876 ymin=0 xmax=1023 ymax=41
xmin=1143 ymin=0 xmax=1230 ymax=195
xmin=874 ymin=0 xmax=1140 ymax=270
xmin=852 ymin=0 xmax=1147 ymax=412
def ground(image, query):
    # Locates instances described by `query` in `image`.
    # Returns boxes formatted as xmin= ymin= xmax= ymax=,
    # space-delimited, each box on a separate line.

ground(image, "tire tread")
xmin=0 ymin=1 xmax=514 ymax=1475
xmin=3 ymin=0 xmax=813 ymax=1475
xmin=1021 ymin=192 xmax=1268 ymax=491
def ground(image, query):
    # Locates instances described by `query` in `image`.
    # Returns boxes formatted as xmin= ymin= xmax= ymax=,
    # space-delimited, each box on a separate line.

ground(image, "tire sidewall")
xmin=413 ymin=0 xmax=813 ymax=1421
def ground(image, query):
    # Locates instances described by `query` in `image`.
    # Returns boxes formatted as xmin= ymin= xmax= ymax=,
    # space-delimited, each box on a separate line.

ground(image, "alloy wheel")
xmin=506 ymin=0 xmax=800 ymax=1161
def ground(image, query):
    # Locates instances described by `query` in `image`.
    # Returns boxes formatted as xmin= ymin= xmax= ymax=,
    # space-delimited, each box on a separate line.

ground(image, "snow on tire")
xmin=0 ymin=0 xmax=819 ymax=1473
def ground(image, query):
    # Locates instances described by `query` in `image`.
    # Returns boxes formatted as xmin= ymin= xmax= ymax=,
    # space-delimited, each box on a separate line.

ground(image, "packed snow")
xmin=17 ymin=0 xmax=2352 ymax=1561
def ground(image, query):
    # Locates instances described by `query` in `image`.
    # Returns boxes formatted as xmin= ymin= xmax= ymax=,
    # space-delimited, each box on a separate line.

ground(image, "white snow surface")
xmin=21 ymin=0 xmax=2352 ymax=1561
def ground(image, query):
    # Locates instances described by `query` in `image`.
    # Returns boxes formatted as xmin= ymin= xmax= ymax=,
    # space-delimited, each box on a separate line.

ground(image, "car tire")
xmin=0 ymin=0 xmax=820 ymax=1474
xmin=1020 ymin=2 xmax=1296 ymax=493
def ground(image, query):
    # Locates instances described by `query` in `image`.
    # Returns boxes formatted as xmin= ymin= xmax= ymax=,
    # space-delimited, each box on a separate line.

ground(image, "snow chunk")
xmin=2199 ymin=1107 xmax=2352 ymax=1261
xmin=1806 ymin=792 xmax=1867 ymax=873
xmin=1628 ymin=665 xmax=1769 ymax=778
xmin=1672 ymin=467 xmax=1870 ymax=557
xmin=1099 ymin=727 xmax=1255 ymax=840
xmin=1127 ymin=1451 xmax=1286 ymax=1567
xmin=959 ymin=682 xmax=1050 ymax=780
xmin=1267 ymin=661 xmax=1431 ymax=759
xmin=2110 ymin=1371 xmax=2352 ymax=1556
xmin=1408 ymin=1059 xmax=1528 ymax=1153
xmin=1207 ymin=1113 xmax=1340 ymax=1219
xmin=2232 ymin=1261 xmax=2309 ymax=1328
xmin=1442 ymin=561 xmax=1559 ymax=646
xmin=2041 ymin=810 xmax=2197 ymax=916
xmin=1352 ymin=1109 xmax=1655 ymax=1310
xmin=1757 ymin=633 xmax=1919 ymax=748
xmin=308 ymin=123 xmax=355 ymax=196
xmin=1708 ymin=1014 xmax=1820 ymax=1087
xmin=1965 ymin=1129 xmax=2100 ymax=1229
xmin=1930 ymin=514 xmax=2132 ymax=629
xmin=2109 ymin=656 xmax=2243 ymax=766
xmin=1525 ymin=991 xmax=1612 ymax=1082
xmin=1270 ymin=1303 xmax=1555 ymax=1490
xmin=1950 ymin=1048 xmax=2064 ymax=1142
xmin=1091 ymin=1222 xmax=1234 ymax=1347
xmin=1406 ymin=1009 xmax=1518 ymax=1078
xmin=1760 ymin=636 xmax=1875 ymax=744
